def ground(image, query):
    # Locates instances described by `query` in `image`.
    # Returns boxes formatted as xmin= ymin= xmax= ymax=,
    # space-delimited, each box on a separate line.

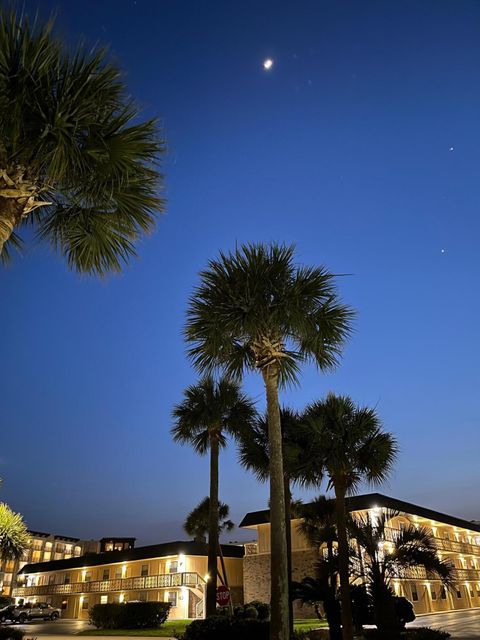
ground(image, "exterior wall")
xmin=1 ymin=533 xmax=98 ymax=597
xmin=13 ymin=552 xmax=244 ymax=621
xmin=243 ymin=506 xmax=480 ymax=618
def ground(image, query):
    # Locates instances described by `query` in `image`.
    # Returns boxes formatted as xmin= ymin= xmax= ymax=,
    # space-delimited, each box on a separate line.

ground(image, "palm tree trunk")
xmin=263 ymin=367 xmax=289 ymax=640
xmin=206 ymin=435 xmax=220 ymax=617
xmin=217 ymin=543 xmax=234 ymax=614
xmin=0 ymin=198 xmax=19 ymax=255
xmin=284 ymin=477 xmax=294 ymax=638
xmin=333 ymin=480 xmax=354 ymax=640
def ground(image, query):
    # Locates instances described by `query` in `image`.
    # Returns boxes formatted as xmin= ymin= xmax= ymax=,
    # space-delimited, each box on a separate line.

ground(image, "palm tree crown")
xmin=183 ymin=497 xmax=234 ymax=541
xmin=171 ymin=376 xmax=256 ymax=452
xmin=0 ymin=503 xmax=29 ymax=562
xmin=0 ymin=10 xmax=165 ymax=273
xmin=185 ymin=243 xmax=354 ymax=385
xmin=304 ymin=394 xmax=398 ymax=491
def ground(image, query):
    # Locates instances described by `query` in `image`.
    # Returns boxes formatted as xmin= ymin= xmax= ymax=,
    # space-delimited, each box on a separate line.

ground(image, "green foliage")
xmin=303 ymin=393 xmax=398 ymax=493
xmin=185 ymin=243 xmax=354 ymax=386
xmin=0 ymin=9 xmax=165 ymax=273
xmin=0 ymin=628 xmax=25 ymax=640
xmin=172 ymin=376 xmax=257 ymax=455
xmin=228 ymin=601 xmax=270 ymax=620
xmin=183 ymin=497 xmax=234 ymax=540
xmin=0 ymin=503 xmax=29 ymax=562
xmin=90 ymin=602 xmax=171 ymax=629
xmin=177 ymin=616 xmax=269 ymax=640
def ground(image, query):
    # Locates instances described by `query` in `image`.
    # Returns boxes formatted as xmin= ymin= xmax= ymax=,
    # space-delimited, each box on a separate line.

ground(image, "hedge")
xmin=90 ymin=602 xmax=171 ymax=629
xmin=0 ymin=629 xmax=25 ymax=640
xmin=177 ymin=616 xmax=269 ymax=640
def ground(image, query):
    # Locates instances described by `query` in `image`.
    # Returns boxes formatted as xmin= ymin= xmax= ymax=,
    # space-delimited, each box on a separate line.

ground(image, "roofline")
xmin=19 ymin=541 xmax=244 ymax=575
xmin=239 ymin=492 xmax=480 ymax=535
xmin=27 ymin=530 xmax=81 ymax=542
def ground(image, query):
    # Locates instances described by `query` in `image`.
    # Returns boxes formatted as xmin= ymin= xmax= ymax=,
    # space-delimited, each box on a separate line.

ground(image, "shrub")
xmin=178 ymin=616 xmax=269 ymax=640
xmin=0 ymin=629 xmax=24 ymax=640
xmin=90 ymin=602 xmax=171 ymax=629
xmin=229 ymin=601 xmax=270 ymax=620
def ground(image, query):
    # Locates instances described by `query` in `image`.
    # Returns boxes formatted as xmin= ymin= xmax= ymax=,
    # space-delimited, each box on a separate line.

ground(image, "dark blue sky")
xmin=1 ymin=0 xmax=480 ymax=545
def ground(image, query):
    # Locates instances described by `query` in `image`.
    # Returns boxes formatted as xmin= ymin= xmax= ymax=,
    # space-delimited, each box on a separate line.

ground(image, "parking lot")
xmin=410 ymin=609 xmax=480 ymax=639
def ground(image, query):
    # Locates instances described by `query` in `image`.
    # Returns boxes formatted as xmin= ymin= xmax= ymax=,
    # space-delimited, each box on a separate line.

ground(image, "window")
xmin=82 ymin=598 xmax=89 ymax=610
xmin=167 ymin=592 xmax=177 ymax=607
xmin=114 ymin=543 xmax=124 ymax=551
xmin=102 ymin=569 xmax=110 ymax=581
xmin=64 ymin=575 xmax=70 ymax=585
xmin=48 ymin=575 xmax=55 ymax=585
xmin=105 ymin=543 xmax=114 ymax=552
xmin=476 ymin=589 xmax=480 ymax=598
xmin=141 ymin=565 xmax=149 ymax=577
xmin=84 ymin=572 xmax=91 ymax=582
xmin=431 ymin=589 xmax=437 ymax=600
xmin=138 ymin=591 xmax=148 ymax=602
xmin=100 ymin=595 xmax=108 ymax=605
xmin=411 ymin=585 xmax=418 ymax=602
xmin=456 ymin=589 xmax=462 ymax=599
xmin=43 ymin=552 xmax=51 ymax=562
xmin=169 ymin=561 xmax=178 ymax=574
xmin=470 ymin=589 xmax=475 ymax=598
xmin=441 ymin=587 xmax=447 ymax=600
xmin=114 ymin=568 xmax=122 ymax=579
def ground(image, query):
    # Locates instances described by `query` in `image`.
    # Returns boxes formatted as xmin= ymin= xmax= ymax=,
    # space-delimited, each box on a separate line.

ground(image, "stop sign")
xmin=216 ymin=585 xmax=231 ymax=606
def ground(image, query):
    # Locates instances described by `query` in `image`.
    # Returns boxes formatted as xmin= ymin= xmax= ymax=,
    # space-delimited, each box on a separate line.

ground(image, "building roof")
xmin=19 ymin=540 xmax=244 ymax=575
xmin=100 ymin=537 xmax=136 ymax=543
xmin=27 ymin=530 xmax=81 ymax=542
xmin=239 ymin=492 xmax=480 ymax=535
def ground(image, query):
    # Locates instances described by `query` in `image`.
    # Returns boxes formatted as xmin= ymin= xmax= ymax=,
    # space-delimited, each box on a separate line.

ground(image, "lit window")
xmin=82 ymin=598 xmax=89 ymax=610
xmin=84 ymin=572 xmax=91 ymax=582
xmin=114 ymin=568 xmax=122 ymax=579
xmin=167 ymin=592 xmax=177 ymax=607
xmin=169 ymin=562 xmax=178 ymax=574
xmin=100 ymin=595 xmax=108 ymax=605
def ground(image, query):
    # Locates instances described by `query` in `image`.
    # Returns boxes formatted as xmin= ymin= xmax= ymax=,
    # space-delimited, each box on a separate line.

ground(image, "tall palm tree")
xmin=171 ymin=376 xmax=256 ymax=617
xmin=349 ymin=509 xmax=454 ymax=635
xmin=303 ymin=394 xmax=398 ymax=640
xmin=0 ymin=10 xmax=165 ymax=274
xmin=183 ymin=496 xmax=235 ymax=597
xmin=185 ymin=243 xmax=354 ymax=640
xmin=237 ymin=407 xmax=317 ymax=636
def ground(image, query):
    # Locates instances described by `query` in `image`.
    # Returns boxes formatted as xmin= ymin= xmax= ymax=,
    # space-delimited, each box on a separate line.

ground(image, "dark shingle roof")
xmin=19 ymin=540 xmax=244 ymax=575
xmin=239 ymin=492 xmax=480 ymax=534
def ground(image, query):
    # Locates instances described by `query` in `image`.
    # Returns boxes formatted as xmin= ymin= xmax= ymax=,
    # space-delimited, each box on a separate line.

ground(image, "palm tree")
xmin=296 ymin=496 xmax=342 ymax=640
xmin=183 ymin=496 xmax=235 ymax=595
xmin=0 ymin=503 xmax=29 ymax=595
xmin=237 ymin=407 xmax=317 ymax=636
xmin=185 ymin=243 xmax=353 ymax=640
xmin=171 ymin=376 xmax=256 ymax=617
xmin=303 ymin=394 xmax=398 ymax=640
xmin=349 ymin=509 xmax=454 ymax=635
xmin=0 ymin=10 xmax=165 ymax=274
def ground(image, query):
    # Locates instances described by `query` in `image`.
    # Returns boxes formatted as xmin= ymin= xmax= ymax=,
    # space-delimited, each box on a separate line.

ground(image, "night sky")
xmin=1 ymin=0 xmax=480 ymax=546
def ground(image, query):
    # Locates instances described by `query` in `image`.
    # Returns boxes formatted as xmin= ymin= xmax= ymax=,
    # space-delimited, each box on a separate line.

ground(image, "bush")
xmin=90 ymin=602 xmax=171 ymax=629
xmin=177 ymin=616 xmax=269 ymax=640
xmin=229 ymin=601 xmax=270 ymax=620
xmin=0 ymin=629 xmax=24 ymax=640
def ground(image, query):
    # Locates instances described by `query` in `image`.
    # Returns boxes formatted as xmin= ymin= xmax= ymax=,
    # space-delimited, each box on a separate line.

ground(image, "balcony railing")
xmin=383 ymin=527 xmax=480 ymax=558
xmin=13 ymin=572 xmax=205 ymax=598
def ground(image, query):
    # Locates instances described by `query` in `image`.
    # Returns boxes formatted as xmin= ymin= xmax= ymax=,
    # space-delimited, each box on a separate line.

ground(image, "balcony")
xmin=13 ymin=572 xmax=205 ymax=598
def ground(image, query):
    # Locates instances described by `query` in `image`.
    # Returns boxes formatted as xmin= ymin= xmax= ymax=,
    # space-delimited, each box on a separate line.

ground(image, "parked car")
xmin=2 ymin=603 xmax=61 ymax=623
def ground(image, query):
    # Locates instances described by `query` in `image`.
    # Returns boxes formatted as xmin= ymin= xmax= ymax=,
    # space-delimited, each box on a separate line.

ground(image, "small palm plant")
xmin=0 ymin=10 xmax=165 ymax=273
xmin=349 ymin=509 xmax=454 ymax=635
xmin=0 ymin=503 xmax=29 ymax=564
xmin=303 ymin=394 xmax=398 ymax=640
xmin=185 ymin=243 xmax=354 ymax=640
xmin=171 ymin=376 xmax=256 ymax=617
xmin=184 ymin=497 xmax=234 ymax=597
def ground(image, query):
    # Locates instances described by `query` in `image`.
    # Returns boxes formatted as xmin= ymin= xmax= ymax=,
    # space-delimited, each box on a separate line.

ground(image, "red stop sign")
xmin=216 ymin=585 xmax=231 ymax=606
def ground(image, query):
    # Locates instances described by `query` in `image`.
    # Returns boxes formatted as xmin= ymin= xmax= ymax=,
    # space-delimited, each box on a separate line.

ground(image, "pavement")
xmin=409 ymin=608 xmax=480 ymax=639
xmin=8 ymin=608 xmax=480 ymax=639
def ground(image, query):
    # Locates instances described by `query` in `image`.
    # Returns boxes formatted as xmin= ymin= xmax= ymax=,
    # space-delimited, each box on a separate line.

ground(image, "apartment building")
xmin=241 ymin=493 xmax=480 ymax=617
xmin=0 ymin=531 xmax=99 ymax=597
xmin=12 ymin=540 xmax=244 ymax=620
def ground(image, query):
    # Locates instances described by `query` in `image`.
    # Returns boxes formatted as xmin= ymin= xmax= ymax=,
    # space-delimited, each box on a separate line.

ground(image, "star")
xmin=441 ymin=248 xmax=446 ymax=254
xmin=263 ymin=58 xmax=274 ymax=71
xmin=449 ymin=147 xmax=454 ymax=152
